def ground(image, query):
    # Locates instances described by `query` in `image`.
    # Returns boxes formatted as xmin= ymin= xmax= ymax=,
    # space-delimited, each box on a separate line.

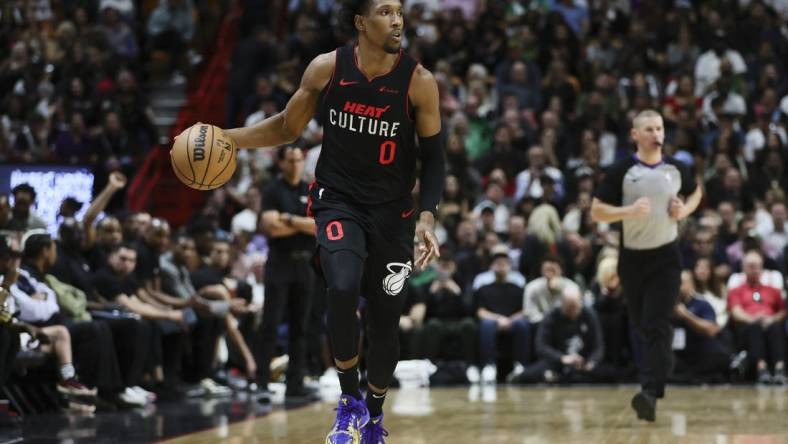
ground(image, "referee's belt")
xmin=270 ymin=251 xmax=313 ymax=261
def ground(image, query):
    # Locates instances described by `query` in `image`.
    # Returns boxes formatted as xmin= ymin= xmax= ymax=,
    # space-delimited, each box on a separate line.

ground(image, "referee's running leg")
xmin=620 ymin=243 xmax=682 ymax=421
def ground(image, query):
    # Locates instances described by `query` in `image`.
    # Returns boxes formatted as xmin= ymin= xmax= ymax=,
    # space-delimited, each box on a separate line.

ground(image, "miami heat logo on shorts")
xmin=382 ymin=261 xmax=412 ymax=296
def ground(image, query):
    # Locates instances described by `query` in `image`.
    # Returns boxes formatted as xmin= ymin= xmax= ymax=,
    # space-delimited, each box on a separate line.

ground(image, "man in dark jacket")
xmin=514 ymin=285 xmax=607 ymax=383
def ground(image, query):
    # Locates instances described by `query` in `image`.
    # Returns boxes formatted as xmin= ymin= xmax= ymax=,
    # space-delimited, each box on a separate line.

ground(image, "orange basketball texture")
xmin=170 ymin=124 xmax=237 ymax=190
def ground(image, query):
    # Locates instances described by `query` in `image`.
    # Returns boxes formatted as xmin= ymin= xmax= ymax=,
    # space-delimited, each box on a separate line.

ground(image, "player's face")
xmin=631 ymin=116 xmax=664 ymax=151
xmin=360 ymin=0 xmax=404 ymax=54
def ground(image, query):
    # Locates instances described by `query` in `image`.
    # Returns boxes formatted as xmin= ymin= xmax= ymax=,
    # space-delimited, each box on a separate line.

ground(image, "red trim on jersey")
xmin=306 ymin=182 xmax=316 ymax=218
xmin=353 ymin=44 xmax=403 ymax=83
xmin=404 ymin=64 xmax=418 ymax=122
xmin=322 ymin=50 xmax=338 ymax=101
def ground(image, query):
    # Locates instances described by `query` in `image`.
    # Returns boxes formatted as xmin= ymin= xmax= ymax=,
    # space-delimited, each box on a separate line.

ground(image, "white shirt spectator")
xmin=694 ymin=49 xmax=747 ymax=96
xmin=472 ymin=199 xmax=510 ymax=234
xmin=10 ymin=268 xmax=59 ymax=323
xmin=702 ymin=90 xmax=747 ymax=123
xmin=523 ymin=276 xmax=581 ymax=324
xmin=514 ymin=166 xmax=565 ymax=202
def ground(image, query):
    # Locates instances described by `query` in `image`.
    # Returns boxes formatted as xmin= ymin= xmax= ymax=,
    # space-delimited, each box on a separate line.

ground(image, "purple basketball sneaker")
xmin=325 ymin=394 xmax=370 ymax=444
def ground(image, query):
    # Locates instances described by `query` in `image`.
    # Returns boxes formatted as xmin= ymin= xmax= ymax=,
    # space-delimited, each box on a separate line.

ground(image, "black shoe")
xmin=631 ymin=392 xmax=656 ymax=422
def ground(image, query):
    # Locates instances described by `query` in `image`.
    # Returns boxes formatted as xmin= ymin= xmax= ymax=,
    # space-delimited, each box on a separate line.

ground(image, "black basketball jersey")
xmin=317 ymin=43 xmax=419 ymax=205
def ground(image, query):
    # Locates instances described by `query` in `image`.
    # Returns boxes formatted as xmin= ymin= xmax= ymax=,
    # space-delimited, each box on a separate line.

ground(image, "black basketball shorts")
xmin=307 ymin=183 xmax=416 ymax=299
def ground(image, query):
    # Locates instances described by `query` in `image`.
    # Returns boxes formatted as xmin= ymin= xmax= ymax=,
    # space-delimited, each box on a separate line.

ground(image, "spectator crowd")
xmin=2 ymin=0 xmax=788 ymax=422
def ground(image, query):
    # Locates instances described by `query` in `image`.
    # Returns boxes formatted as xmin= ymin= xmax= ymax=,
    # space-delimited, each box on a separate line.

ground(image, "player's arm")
xmin=225 ymin=51 xmax=336 ymax=148
xmin=409 ymin=65 xmax=444 ymax=268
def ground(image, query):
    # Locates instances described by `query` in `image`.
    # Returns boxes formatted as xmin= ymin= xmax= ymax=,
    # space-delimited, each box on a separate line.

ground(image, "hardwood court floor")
xmin=162 ymin=385 xmax=788 ymax=444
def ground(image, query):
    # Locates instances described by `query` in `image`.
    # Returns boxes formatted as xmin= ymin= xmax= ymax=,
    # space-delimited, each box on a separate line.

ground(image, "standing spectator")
xmin=258 ymin=146 xmax=318 ymax=400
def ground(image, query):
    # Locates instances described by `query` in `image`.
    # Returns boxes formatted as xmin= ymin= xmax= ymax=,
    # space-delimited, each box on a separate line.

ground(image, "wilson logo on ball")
xmin=193 ymin=125 xmax=208 ymax=161
xmin=382 ymin=261 xmax=412 ymax=296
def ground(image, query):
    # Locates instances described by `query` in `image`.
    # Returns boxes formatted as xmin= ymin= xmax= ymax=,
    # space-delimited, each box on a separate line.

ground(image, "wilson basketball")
xmin=170 ymin=123 xmax=237 ymax=190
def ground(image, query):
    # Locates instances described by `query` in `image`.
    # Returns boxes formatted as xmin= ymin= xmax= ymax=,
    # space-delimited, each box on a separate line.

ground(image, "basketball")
xmin=170 ymin=123 xmax=238 ymax=190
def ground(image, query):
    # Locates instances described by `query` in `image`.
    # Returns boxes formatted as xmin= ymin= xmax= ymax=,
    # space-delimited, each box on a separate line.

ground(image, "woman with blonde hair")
xmin=519 ymin=204 xmax=574 ymax=280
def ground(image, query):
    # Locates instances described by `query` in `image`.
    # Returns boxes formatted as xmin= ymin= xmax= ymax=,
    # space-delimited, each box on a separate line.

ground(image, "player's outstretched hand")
xmin=415 ymin=213 xmax=440 ymax=270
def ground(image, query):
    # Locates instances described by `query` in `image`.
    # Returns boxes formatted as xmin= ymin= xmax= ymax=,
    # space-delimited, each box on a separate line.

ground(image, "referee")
xmin=259 ymin=145 xmax=317 ymax=400
xmin=591 ymin=110 xmax=702 ymax=421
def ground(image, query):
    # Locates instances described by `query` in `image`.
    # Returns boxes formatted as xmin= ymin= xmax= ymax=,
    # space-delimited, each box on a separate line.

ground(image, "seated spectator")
xmin=513 ymin=286 xmax=606 ymax=383
xmin=420 ymin=255 xmax=476 ymax=366
xmin=160 ymin=233 xmax=255 ymax=395
xmin=589 ymin=257 xmax=630 ymax=373
xmin=727 ymin=250 xmax=786 ymax=384
xmin=397 ymin=282 xmax=426 ymax=361
xmin=470 ymin=246 xmax=528 ymax=384
xmin=692 ymin=257 xmax=729 ymax=329
xmin=514 ymin=146 xmax=565 ymax=205
xmin=87 ymin=216 xmax=124 ymax=272
xmin=0 ymin=234 xmax=97 ymax=400
xmin=524 ymin=254 xmax=581 ymax=326
xmin=92 ymin=243 xmax=187 ymax=386
xmin=5 ymin=184 xmax=47 ymax=231
xmin=672 ymin=271 xmax=733 ymax=383
xmin=519 ymin=204 xmax=575 ymax=280
xmin=28 ymin=230 xmax=153 ymax=406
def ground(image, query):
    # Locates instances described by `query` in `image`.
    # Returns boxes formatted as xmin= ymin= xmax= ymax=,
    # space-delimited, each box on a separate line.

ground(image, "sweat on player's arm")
xmin=223 ymin=51 xmax=336 ymax=149
xmin=409 ymin=65 xmax=444 ymax=269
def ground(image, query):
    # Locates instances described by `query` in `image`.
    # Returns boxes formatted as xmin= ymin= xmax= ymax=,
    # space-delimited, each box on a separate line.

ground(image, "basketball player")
xmin=591 ymin=110 xmax=702 ymax=422
xmin=221 ymin=1 xmax=444 ymax=442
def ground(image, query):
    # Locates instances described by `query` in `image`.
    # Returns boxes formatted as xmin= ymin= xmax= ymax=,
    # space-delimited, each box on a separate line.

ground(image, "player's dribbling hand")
xmin=669 ymin=196 xmax=685 ymax=221
xmin=415 ymin=213 xmax=440 ymax=270
xmin=629 ymin=197 xmax=651 ymax=218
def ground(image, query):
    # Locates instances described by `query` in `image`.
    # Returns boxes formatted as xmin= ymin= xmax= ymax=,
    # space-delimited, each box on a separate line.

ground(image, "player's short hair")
xmin=337 ymin=0 xmax=373 ymax=35
xmin=632 ymin=109 xmax=662 ymax=129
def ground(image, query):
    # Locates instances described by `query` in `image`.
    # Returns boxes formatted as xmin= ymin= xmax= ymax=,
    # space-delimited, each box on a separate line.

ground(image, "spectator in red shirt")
xmin=727 ymin=250 xmax=786 ymax=385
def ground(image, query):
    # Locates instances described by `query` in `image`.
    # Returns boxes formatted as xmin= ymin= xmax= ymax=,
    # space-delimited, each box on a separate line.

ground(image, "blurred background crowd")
xmin=2 ymin=0 xmax=788 ymax=419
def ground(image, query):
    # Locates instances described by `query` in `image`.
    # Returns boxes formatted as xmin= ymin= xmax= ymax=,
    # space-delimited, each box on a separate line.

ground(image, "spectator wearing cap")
xmin=6 ymin=184 xmax=47 ymax=231
xmin=472 ymin=181 xmax=511 ymax=235
xmin=58 ymin=197 xmax=83 ymax=220
xmin=470 ymin=244 xmax=528 ymax=384
xmin=727 ymin=250 xmax=786 ymax=384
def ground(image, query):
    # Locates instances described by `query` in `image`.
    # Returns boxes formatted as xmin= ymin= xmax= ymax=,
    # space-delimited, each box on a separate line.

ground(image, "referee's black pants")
xmin=619 ymin=242 xmax=681 ymax=399
xmin=258 ymin=256 xmax=314 ymax=389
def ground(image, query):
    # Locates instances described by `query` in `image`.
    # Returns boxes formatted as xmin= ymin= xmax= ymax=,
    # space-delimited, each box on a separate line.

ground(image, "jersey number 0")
xmin=379 ymin=141 xmax=397 ymax=165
